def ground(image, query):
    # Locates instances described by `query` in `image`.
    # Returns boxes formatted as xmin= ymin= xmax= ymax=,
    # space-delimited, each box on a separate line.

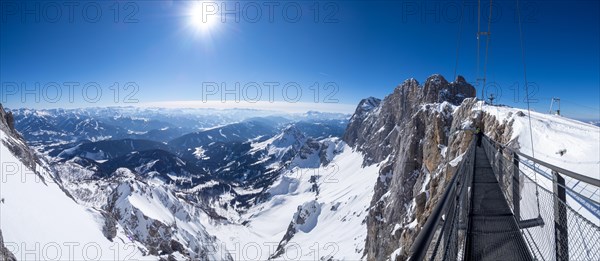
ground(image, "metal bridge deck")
xmin=467 ymin=146 xmax=534 ymax=260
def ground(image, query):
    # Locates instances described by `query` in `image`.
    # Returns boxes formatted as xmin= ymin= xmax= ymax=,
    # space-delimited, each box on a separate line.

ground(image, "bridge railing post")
xmin=552 ymin=170 xmax=569 ymax=260
xmin=512 ymin=152 xmax=520 ymax=219
xmin=498 ymin=145 xmax=504 ymax=190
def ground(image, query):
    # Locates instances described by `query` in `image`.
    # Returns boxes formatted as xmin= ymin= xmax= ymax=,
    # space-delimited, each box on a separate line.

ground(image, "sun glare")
xmin=189 ymin=1 xmax=220 ymax=35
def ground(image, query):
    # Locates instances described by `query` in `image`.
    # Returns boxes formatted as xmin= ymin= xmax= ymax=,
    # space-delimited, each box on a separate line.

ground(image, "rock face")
xmin=344 ymin=75 xmax=475 ymax=166
xmin=271 ymin=200 xmax=322 ymax=258
xmin=0 ymin=104 xmax=15 ymax=135
xmin=0 ymin=230 xmax=16 ymax=261
xmin=343 ymin=75 xmax=519 ymax=261
xmin=0 ymin=104 xmax=38 ymax=172
xmin=344 ymin=97 xmax=382 ymax=149
xmin=99 ymin=176 xmax=230 ymax=260
xmin=0 ymin=106 xmax=62 ymax=261
xmin=342 ymin=75 xmax=479 ymax=260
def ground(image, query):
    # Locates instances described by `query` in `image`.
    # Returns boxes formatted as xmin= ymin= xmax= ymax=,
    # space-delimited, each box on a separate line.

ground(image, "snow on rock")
xmin=389 ymin=247 xmax=402 ymax=261
xmin=449 ymin=152 xmax=465 ymax=167
xmin=0 ymin=113 xmax=230 ymax=260
xmin=292 ymin=200 xmax=322 ymax=233
xmin=107 ymin=177 xmax=229 ymax=259
xmin=250 ymin=125 xmax=306 ymax=158
xmin=267 ymin=175 xmax=300 ymax=196
xmin=199 ymin=143 xmax=379 ymax=260
xmin=193 ymin=147 xmax=209 ymax=160
xmin=359 ymin=97 xmax=381 ymax=111
xmin=116 ymin=182 xmax=176 ymax=224
xmin=0 ymin=129 xmax=154 ymax=261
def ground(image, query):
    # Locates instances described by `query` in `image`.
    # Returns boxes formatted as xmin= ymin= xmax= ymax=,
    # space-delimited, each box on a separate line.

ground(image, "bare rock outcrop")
xmin=0 ymin=230 xmax=16 ymax=261
xmin=342 ymin=75 xmax=478 ymax=260
xmin=0 ymin=103 xmax=39 ymax=173
xmin=271 ymin=200 xmax=322 ymax=259
xmin=343 ymin=74 xmax=520 ymax=260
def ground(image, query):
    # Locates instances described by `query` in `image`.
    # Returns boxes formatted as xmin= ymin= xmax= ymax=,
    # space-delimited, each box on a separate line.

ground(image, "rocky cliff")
xmin=342 ymin=74 xmax=515 ymax=260
xmin=0 ymin=230 xmax=16 ymax=261
xmin=0 ymin=104 xmax=38 ymax=172
xmin=0 ymin=105 xmax=20 ymax=261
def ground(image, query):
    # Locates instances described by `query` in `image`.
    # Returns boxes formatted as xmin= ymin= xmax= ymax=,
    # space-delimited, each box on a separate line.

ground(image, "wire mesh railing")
xmin=409 ymin=139 xmax=476 ymax=261
xmin=482 ymin=136 xmax=600 ymax=261
xmin=520 ymin=170 xmax=600 ymax=260
xmin=410 ymin=135 xmax=599 ymax=261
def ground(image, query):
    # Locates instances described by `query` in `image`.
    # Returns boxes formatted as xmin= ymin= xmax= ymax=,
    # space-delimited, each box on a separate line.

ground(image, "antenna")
xmin=488 ymin=93 xmax=496 ymax=105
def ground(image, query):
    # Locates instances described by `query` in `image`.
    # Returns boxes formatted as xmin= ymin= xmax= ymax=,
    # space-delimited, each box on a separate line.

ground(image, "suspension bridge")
xmin=409 ymin=134 xmax=600 ymax=261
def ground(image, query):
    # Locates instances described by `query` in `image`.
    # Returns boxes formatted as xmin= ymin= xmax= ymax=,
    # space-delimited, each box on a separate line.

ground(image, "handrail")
xmin=483 ymin=134 xmax=600 ymax=260
xmin=409 ymin=138 xmax=476 ymax=260
xmin=519 ymin=159 xmax=600 ymax=206
xmin=409 ymin=164 xmax=460 ymax=260
xmin=409 ymin=135 xmax=597 ymax=260
xmin=485 ymin=135 xmax=599 ymax=209
xmin=483 ymin=136 xmax=600 ymax=187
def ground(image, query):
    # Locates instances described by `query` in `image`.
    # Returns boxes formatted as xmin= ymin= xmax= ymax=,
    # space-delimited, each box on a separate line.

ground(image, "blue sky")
xmin=1 ymin=0 xmax=598 ymax=120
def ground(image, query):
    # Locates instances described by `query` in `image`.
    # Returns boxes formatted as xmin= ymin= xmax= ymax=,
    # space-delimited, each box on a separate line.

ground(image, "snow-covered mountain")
xmin=1 ymin=104 xmax=355 ymax=260
xmin=1 ymin=74 xmax=598 ymax=261
xmin=0 ymin=104 xmax=169 ymax=260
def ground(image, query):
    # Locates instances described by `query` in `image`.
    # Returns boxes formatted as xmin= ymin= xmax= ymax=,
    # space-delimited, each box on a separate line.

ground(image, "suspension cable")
xmin=453 ymin=0 xmax=466 ymax=80
xmin=476 ymin=0 xmax=493 ymax=110
xmin=476 ymin=0 xmax=482 ymax=100
xmin=482 ymin=0 xmax=493 ymax=98
xmin=516 ymin=0 xmax=542 ymax=215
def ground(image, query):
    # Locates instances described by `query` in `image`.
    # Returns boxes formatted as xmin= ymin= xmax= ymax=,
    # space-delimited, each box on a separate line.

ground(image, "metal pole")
xmin=553 ymin=170 xmax=569 ymax=260
xmin=498 ymin=146 xmax=503 ymax=189
xmin=512 ymin=153 xmax=520 ymax=219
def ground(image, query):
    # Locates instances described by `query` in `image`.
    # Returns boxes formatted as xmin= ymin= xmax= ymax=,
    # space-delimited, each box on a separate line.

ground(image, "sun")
xmin=188 ymin=1 xmax=220 ymax=35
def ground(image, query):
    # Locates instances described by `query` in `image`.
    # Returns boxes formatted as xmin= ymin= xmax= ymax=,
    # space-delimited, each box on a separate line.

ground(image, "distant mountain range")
xmin=10 ymin=106 xmax=350 ymax=207
xmin=2 ymin=75 xmax=598 ymax=260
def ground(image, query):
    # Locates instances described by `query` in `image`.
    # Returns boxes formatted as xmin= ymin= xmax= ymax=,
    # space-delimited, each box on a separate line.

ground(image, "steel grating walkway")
xmin=466 ymin=146 xmax=534 ymax=260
